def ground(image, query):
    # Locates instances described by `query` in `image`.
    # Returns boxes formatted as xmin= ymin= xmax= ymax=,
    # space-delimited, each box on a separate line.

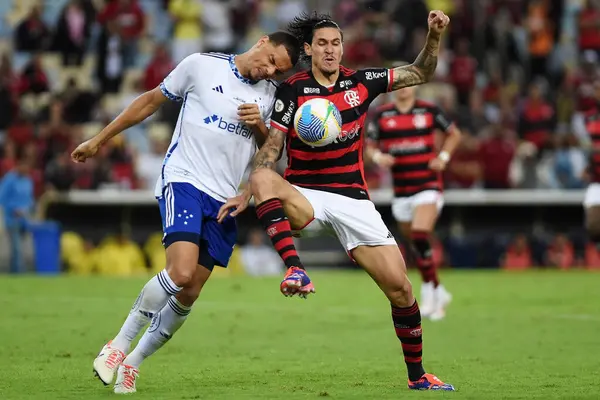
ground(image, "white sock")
xmin=111 ymin=269 xmax=182 ymax=353
xmin=123 ymin=296 xmax=192 ymax=368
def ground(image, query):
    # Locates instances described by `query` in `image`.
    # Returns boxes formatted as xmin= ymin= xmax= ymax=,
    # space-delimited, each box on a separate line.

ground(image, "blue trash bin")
xmin=29 ymin=221 xmax=61 ymax=275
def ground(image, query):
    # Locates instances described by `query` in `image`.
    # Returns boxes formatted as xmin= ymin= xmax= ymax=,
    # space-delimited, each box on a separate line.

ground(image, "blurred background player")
xmin=367 ymin=76 xmax=462 ymax=321
xmin=221 ymin=11 xmax=455 ymax=391
xmin=71 ymin=33 xmax=300 ymax=394
xmin=584 ymin=79 xmax=600 ymax=246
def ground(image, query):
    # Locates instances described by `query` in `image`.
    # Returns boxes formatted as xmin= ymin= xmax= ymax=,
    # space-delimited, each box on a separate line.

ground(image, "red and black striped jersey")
xmin=269 ymin=66 xmax=395 ymax=200
xmin=368 ymin=100 xmax=454 ymax=197
xmin=586 ymin=107 xmax=600 ymax=183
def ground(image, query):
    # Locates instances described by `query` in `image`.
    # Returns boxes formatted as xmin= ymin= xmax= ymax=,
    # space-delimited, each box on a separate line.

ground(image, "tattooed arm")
xmin=391 ymin=11 xmax=450 ymax=90
xmin=251 ymin=127 xmax=286 ymax=172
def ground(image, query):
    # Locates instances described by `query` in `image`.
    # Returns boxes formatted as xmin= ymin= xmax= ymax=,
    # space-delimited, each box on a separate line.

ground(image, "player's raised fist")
xmin=427 ymin=10 xmax=450 ymax=35
xmin=71 ymin=139 xmax=100 ymax=163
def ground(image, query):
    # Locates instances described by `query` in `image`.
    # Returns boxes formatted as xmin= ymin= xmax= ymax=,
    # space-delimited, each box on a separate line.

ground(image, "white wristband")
xmin=438 ymin=151 xmax=450 ymax=163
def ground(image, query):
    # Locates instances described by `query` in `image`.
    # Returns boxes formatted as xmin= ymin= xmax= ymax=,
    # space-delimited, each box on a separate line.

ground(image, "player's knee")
xmin=410 ymin=231 xmax=431 ymax=259
xmin=249 ymin=169 xmax=281 ymax=198
xmin=165 ymin=263 xmax=196 ymax=288
xmin=386 ymin=277 xmax=414 ymax=308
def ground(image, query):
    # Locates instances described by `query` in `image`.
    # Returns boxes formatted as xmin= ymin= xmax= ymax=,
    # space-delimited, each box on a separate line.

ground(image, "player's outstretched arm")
xmin=251 ymin=127 xmax=286 ymax=171
xmin=71 ymin=87 xmax=167 ymax=162
xmin=390 ymin=10 xmax=450 ymax=91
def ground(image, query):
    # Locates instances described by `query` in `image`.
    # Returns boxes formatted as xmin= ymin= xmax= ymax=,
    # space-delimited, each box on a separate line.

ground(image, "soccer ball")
xmin=293 ymin=98 xmax=342 ymax=147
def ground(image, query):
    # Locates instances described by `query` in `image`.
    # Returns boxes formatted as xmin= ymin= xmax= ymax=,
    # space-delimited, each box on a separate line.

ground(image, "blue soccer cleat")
xmin=280 ymin=267 xmax=315 ymax=298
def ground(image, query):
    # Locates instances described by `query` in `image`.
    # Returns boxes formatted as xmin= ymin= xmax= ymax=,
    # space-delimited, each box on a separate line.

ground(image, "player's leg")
xmin=114 ymin=261 xmax=212 ymax=394
xmin=351 ymin=244 xmax=453 ymax=390
xmin=93 ymin=183 xmax=202 ymax=385
xmin=392 ymin=197 xmax=436 ymax=317
xmin=250 ymin=169 xmax=316 ymax=295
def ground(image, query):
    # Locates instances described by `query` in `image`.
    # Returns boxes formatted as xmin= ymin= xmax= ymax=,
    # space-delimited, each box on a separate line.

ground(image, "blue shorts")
xmin=157 ymin=182 xmax=237 ymax=270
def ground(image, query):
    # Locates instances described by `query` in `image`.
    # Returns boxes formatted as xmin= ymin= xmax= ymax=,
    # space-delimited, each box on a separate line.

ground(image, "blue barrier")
xmin=29 ymin=221 xmax=61 ymax=275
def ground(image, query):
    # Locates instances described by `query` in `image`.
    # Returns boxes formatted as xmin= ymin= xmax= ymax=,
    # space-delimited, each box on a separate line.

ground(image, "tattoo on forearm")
xmin=392 ymin=33 xmax=440 ymax=90
xmin=252 ymin=129 xmax=285 ymax=171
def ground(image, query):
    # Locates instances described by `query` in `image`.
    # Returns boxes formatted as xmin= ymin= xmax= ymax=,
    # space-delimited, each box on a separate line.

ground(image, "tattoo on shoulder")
xmin=252 ymin=128 xmax=285 ymax=171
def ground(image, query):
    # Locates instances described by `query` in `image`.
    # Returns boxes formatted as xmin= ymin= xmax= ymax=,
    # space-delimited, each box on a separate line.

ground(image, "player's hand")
xmin=427 ymin=10 xmax=450 ymax=35
xmin=217 ymin=190 xmax=251 ymax=223
xmin=71 ymin=139 xmax=100 ymax=163
xmin=374 ymin=152 xmax=395 ymax=168
xmin=429 ymin=157 xmax=447 ymax=172
xmin=238 ymin=103 xmax=263 ymax=126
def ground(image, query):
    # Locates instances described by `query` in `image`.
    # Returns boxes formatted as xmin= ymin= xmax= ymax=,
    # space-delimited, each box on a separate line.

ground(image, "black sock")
xmin=256 ymin=198 xmax=303 ymax=269
xmin=391 ymin=301 xmax=426 ymax=381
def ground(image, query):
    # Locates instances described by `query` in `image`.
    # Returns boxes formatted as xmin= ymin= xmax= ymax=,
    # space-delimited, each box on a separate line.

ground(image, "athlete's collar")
xmin=229 ymin=55 xmax=258 ymax=85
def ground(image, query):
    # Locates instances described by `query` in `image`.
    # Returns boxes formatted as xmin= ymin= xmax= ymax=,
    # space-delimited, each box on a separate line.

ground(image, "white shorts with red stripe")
xmin=391 ymin=190 xmax=444 ymax=223
xmin=291 ymin=185 xmax=397 ymax=251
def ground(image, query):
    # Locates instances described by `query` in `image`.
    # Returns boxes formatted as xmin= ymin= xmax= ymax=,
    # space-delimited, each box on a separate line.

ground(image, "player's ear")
xmin=304 ymin=42 xmax=312 ymax=57
xmin=257 ymin=35 xmax=270 ymax=48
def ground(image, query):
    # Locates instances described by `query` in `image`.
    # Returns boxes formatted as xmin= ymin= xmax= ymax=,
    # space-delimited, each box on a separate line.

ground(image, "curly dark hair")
xmin=286 ymin=11 xmax=343 ymax=63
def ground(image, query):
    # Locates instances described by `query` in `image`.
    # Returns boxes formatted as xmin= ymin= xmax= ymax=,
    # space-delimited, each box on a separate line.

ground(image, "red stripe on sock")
xmin=274 ymin=235 xmax=294 ymax=251
xmin=405 ymin=356 xmax=423 ymax=363
xmin=256 ymin=201 xmax=282 ymax=218
xmin=392 ymin=303 xmax=419 ymax=316
xmin=411 ymin=231 xmax=429 ymax=240
xmin=401 ymin=343 xmax=423 ymax=352
xmin=281 ymin=249 xmax=298 ymax=262
xmin=394 ymin=326 xmax=422 ymax=338
xmin=266 ymin=221 xmax=291 ymax=239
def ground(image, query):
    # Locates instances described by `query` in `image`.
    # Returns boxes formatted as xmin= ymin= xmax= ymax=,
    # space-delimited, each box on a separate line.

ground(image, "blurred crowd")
xmin=1 ymin=0 xmax=600 ymax=273
xmin=0 ymin=0 xmax=599 ymax=197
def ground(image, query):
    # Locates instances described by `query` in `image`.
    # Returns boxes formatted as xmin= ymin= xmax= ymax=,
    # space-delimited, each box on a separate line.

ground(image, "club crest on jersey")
xmin=413 ymin=114 xmax=427 ymax=129
xmin=344 ymin=89 xmax=361 ymax=107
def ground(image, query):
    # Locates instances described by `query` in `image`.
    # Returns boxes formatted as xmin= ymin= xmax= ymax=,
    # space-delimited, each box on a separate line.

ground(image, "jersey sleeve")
xmin=159 ymin=53 xmax=202 ymax=102
xmin=358 ymin=68 xmax=394 ymax=100
xmin=269 ymin=82 xmax=297 ymax=134
xmin=432 ymin=106 xmax=454 ymax=133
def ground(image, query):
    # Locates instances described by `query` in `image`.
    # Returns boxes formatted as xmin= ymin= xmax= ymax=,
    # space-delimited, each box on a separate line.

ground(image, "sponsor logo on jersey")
xmin=304 ymin=87 xmax=320 ymax=94
xmin=281 ymin=101 xmax=295 ymax=125
xmin=389 ymin=139 xmax=427 ymax=154
xmin=339 ymin=80 xmax=353 ymax=88
xmin=204 ymin=114 xmax=253 ymax=139
xmin=334 ymin=124 xmax=361 ymax=143
xmin=365 ymin=71 xmax=386 ymax=80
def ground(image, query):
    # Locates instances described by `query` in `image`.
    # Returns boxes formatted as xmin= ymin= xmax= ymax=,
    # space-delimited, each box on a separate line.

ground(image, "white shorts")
xmin=391 ymin=190 xmax=444 ymax=223
xmin=584 ymin=183 xmax=600 ymax=208
xmin=292 ymin=186 xmax=397 ymax=251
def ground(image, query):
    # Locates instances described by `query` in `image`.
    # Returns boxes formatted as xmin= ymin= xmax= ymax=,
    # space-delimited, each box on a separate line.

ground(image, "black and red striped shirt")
xmin=368 ymin=100 xmax=453 ymax=197
xmin=270 ymin=66 xmax=394 ymax=200
xmin=586 ymin=107 xmax=600 ymax=183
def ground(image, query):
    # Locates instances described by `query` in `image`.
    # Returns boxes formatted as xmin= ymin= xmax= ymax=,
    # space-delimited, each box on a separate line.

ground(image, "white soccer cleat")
xmin=430 ymin=285 xmax=452 ymax=321
xmin=93 ymin=341 xmax=126 ymax=385
xmin=419 ymin=282 xmax=435 ymax=317
xmin=114 ymin=364 xmax=139 ymax=394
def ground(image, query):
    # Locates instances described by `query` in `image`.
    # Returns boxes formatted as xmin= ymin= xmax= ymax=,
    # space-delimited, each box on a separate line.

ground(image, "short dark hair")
xmin=267 ymin=31 xmax=301 ymax=67
xmin=286 ymin=12 xmax=343 ymax=63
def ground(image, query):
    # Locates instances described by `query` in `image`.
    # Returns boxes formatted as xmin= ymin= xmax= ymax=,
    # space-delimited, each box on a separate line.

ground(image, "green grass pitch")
xmin=1 ymin=270 xmax=600 ymax=399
